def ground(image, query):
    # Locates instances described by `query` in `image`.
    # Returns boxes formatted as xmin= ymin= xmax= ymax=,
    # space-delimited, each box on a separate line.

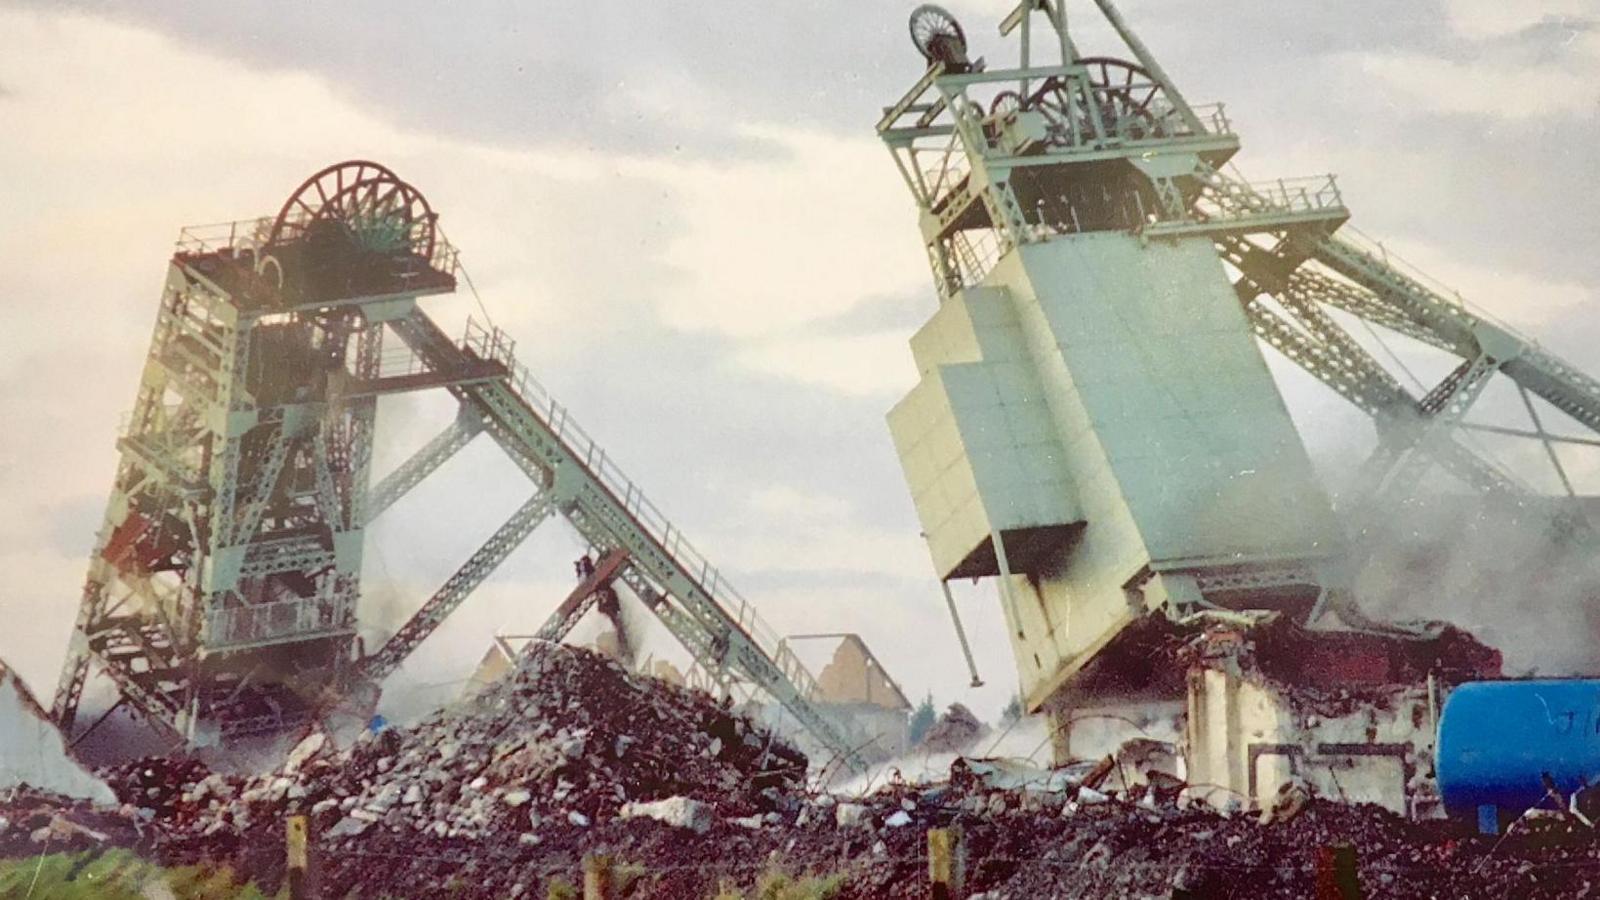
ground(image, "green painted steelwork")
xmin=54 ymin=163 xmax=865 ymax=770
xmin=878 ymin=2 xmax=1600 ymax=720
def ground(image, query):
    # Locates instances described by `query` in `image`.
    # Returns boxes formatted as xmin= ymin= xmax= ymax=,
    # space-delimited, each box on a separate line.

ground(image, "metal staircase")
xmin=55 ymin=161 xmax=867 ymax=772
xmin=369 ymin=311 xmax=867 ymax=772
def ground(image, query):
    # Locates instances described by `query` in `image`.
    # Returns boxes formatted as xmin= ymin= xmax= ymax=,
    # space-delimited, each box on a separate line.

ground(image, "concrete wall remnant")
xmin=0 ymin=662 xmax=116 ymax=804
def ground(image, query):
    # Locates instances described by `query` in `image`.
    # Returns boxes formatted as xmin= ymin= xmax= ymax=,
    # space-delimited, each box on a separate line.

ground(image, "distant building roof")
xmin=811 ymin=634 xmax=912 ymax=712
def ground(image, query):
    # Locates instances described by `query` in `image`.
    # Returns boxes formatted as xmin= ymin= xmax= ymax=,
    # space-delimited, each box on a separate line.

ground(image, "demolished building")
xmin=877 ymin=1 xmax=1600 ymax=822
xmin=1049 ymin=612 xmax=1500 ymax=816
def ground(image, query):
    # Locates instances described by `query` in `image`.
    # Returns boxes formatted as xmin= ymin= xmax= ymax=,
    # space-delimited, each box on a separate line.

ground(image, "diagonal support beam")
xmin=359 ymin=491 xmax=556 ymax=682
xmin=365 ymin=409 xmax=484 ymax=524
xmin=219 ymin=427 xmax=294 ymax=546
xmin=1359 ymin=353 xmax=1500 ymax=501
xmin=1239 ymin=289 xmax=1520 ymax=498
xmin=1516 ymin=384 xmax=1580 ymax=499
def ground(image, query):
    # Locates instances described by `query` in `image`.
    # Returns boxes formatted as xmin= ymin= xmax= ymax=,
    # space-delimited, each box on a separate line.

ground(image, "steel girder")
xmin=360 ymin=490 xmax=557 ymax=681
xmin=1306 ymin=233 xmax=1600 ymax=442
xmin=533 ymin=547 xmax=631 ymax=644
xmin=1228 ymin=243 xmax=1524 ymax=500
xmin=386 ymin=309 xmax=867 ymax=772
xmin=365 ymin=410 xmax=484 ymax=523
xmin=1201 ymin=162 xmax=1593 ymax=506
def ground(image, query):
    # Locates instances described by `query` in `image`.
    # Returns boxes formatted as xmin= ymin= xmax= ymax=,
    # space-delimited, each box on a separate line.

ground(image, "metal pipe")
xmin=940 ymin=580 xmax=985 ymax=687
xmin=1516 ymin=383 xmax=1579 ymax=498
xmin=1056 ymin=0 xmax=1075 ymax=64
xmin=991 ymin=530 xmax=1025 ymax=641
xmin=1088 ymin=0 xmax=1204 ymax=133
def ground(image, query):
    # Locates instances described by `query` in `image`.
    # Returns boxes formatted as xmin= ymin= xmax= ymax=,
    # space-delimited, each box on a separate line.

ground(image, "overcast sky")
xmin=1 ymin=0 xmax=1597 ymax=724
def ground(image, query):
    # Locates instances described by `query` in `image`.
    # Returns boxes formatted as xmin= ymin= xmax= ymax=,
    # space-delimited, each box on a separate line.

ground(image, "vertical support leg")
xmin=939 ymin=581 xmax=984 ymax=688
xmin=1055 ymin=0 xmax=1074 ymax=64
xmin=52 ymin=577 xmax=108 ymax=730
xmin=991 ymin=530 xmax=1024 ymax=639
xmin=52 ymin=650 xmax=91 ymax=733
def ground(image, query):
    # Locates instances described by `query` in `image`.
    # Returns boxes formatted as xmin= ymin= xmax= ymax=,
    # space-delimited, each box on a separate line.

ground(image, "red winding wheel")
xmin=267 ymin=160 xmax=437 ymax=261
xmin=1077 ymin=56 xmax=1163 ymax=121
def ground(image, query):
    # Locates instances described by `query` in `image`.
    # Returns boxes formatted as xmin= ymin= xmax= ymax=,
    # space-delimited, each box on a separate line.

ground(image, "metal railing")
xmin=173 ymin=216 xmax=460 ymax=289
xmin=1190 ymin=102 xmax=1232 ymax=136
xmin=372 ymin=346 xmax=436 ymax=380
xmin=1201 ymin=174 xmax=1345 ymax=219
xmin=1333 ymin=226 xmax=1484 ymax=318
xmin=174 ymin=217 xmax=275 ymax=257
xmin=921 ymin=151 xmax=974 ymax=208
xmin=203 ymin=594 xmax=349 ymax=649
xmin=459 ymin=318 xmax=804 ymax=690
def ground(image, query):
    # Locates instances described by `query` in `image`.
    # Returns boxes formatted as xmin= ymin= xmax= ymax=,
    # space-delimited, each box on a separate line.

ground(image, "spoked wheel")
xmin=1022 ymin=76 xmax=1083 ymax=145
xmin=267 ymin=160 xmax=437 ymax=261
xmin=989 ymin=90 xmax=1027 ymax=118
xmin=1078 ymin=56 xmax=1165 ymax=136
xmin=910 ymin=5 xmax=969 ymax=68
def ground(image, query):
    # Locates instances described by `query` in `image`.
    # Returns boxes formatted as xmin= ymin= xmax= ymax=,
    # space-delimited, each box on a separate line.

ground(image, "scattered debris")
xmin=620 ymin=796 xmax=712 ymax=834
xmin=5 ymin=643 xmax=1600 ymax=898
xmin=918 ymin=703 xmax=988 ymax=753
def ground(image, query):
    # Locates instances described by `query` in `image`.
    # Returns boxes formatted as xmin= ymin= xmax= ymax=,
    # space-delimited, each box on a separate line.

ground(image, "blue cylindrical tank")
xmin=1438 ymin=679 xmax=1600 ymax=822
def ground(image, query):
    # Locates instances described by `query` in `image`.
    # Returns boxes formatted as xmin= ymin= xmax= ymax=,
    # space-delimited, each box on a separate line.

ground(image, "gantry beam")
xmin=365 ymin=409 xmax=484 ymax=523
xmin=1205 ymin=171 xmax=1595 ymax=508
xmin=360 ymin=491 xmax=557 ymax=681
xmin=387 ymin=309 xmax=867 ymax=772
xmin=533 ymin=547 xmax=631 ymax=643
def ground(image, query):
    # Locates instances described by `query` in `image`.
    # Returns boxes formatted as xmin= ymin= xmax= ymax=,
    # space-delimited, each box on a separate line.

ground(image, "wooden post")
xmin=928 ymin=827 xmax=965 ymax=900
xmin=582 ymin=854 xmax=614 ymax=900
xmin=286 ymin=814 xmax=317 ymax=900
xmin=1314 ymin=844 xmax=1361 ymax=900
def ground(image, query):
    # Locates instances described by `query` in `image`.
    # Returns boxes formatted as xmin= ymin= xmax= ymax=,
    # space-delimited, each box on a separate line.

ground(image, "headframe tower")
xmin=879 ymin=3 xmax=1600 ymax=720
xmin=54 ymin=162 xmax=868 ymax=771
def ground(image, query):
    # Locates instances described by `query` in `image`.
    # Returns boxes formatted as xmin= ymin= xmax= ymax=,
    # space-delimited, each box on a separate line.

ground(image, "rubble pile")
xmin=1066 ymin=610 xmax=1503 ymax=715
xmin=6 ymin=644 xmax=1600 ymax=897
xmin=918 ymin=702 xmax=989 ymax=754
xmin=89 ymin=644 xmax=810 ymax=896
xmin=297 ymin=641 xmax=808 ymax=842
xmin=0 ymin=786 xmax=138 ymax=857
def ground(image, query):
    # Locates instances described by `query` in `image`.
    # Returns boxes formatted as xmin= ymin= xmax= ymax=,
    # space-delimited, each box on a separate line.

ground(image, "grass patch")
xmin=0 ymin=849 xmax=279 ymax=899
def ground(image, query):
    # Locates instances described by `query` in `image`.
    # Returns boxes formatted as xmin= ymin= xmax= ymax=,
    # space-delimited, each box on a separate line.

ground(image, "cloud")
xmin=1444 ymin=0 xmax=1595 ymax=41
xmin=734 ymin=332 xmax=915 ymax=397
xmin=627 ymin=126 xmax=927 ymax=338
xmin=1351 ymin=50 xmax=1600 ymax=121
xmin=5 ymin=0 xmax=930 ymax=158
xmin=1338 ymin=0 xmax=1600 ymax=125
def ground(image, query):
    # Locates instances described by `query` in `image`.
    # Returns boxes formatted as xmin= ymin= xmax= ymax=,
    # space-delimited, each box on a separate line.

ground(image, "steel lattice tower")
xmin=880 ymin=3 xmax=1600 ymax=722
xmin=54 ymin=161 xmax=867 ymax=771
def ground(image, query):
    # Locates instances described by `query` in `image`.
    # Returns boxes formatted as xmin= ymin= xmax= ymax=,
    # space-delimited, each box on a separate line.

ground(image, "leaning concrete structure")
xmin=878 ymin=1 xmax=1600 ymax=810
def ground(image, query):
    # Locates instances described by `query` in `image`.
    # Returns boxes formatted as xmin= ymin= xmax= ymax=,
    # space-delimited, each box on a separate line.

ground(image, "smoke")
xmin=835 ymin=714 xmax=1054 ymax=797
xmin=1348 ymin=491 xmax=1600 ymax=675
